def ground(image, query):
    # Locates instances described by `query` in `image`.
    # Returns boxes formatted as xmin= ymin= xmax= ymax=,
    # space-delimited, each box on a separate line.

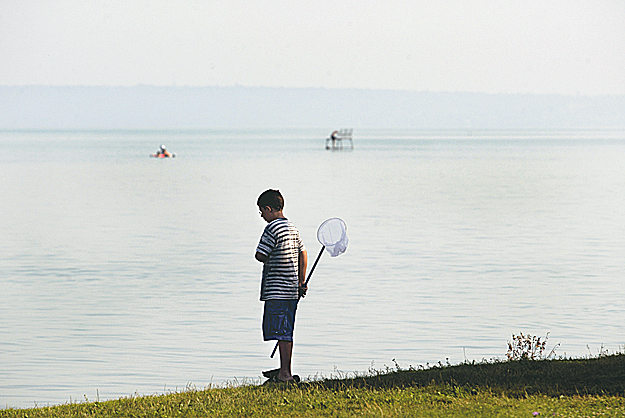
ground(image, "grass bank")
xmin=2 ymin=354 xmax=624 ymax=417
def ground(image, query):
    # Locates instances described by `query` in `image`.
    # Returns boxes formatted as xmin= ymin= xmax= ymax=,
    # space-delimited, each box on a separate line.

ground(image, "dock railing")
xmin=326 ymin=128 xmax=354 ymax=150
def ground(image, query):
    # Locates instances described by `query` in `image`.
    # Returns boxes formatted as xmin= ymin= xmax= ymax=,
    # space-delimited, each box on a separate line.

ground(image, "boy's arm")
xmin=255 ymin=252 xmax=268 ymax=263
xmin=298 ymin=249 xmax=308 ymax=297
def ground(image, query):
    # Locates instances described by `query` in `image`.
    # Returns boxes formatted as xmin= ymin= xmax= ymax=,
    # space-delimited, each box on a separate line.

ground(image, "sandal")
xmin=265 ymin=374 xmax=301 ymax=384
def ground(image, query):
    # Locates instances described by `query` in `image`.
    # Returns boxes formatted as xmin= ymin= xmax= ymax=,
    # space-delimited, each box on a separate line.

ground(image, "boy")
xmin=255 ymin=189 xmax=308 ymax=383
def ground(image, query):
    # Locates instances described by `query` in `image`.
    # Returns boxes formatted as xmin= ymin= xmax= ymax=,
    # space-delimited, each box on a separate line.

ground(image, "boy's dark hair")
xmin=257 ymin=189 xmax=284 ymax=211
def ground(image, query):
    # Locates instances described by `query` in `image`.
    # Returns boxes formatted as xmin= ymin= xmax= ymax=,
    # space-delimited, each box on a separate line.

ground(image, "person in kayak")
xmin=153 ymin=145 xmax=173 ymax=158
xmin=255 ymin=189 xmax=308 ymax=383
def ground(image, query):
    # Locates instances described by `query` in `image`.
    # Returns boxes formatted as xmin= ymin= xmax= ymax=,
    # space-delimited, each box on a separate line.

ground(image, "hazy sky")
xmin=1 ymin=1 xmax=624 ymax=95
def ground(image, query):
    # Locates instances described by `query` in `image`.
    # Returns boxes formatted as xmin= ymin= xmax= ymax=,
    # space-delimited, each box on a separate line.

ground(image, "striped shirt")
xmin=256 ymin=218 xmax=305 ymax=301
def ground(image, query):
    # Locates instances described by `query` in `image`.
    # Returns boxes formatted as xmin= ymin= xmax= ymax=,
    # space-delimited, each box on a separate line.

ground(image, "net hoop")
xmin=317 ymin=217 xmax=348 ymax=257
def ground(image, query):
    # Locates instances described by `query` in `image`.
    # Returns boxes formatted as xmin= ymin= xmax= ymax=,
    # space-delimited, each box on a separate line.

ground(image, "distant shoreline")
xmin=2 ymin=85 xmax=624 ymax=130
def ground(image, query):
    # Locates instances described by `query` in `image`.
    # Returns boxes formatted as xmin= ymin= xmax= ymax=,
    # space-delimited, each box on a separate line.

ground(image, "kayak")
xmin=150 ymin=153 xmax=176 ymax=158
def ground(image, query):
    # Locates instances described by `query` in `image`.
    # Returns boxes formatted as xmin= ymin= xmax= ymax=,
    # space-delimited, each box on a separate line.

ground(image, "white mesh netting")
xmin=317 ymin=218 xmax=348 ymax=257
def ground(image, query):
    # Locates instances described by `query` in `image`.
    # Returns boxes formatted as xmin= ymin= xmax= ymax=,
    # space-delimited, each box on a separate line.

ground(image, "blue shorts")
xmin=263 ymin=299 xmax=299 ymax=342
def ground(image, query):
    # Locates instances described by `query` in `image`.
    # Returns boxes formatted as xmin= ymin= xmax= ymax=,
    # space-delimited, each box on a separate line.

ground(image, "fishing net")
xmin=317 ymin=217 xmax=348 ymax=257
xmin=270 ymin=217 xmax=348 ymax=358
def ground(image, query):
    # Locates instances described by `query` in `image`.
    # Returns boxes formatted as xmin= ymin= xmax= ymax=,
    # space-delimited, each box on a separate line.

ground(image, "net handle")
xmin=304 ymin=245 xmax=324 ymax=287
xmin=270 ymin=245 xmax=324 ymax=358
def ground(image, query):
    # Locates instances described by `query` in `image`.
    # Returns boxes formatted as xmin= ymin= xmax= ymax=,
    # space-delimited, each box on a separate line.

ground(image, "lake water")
xmin=1 ymin=129 xmax=624 ymax=408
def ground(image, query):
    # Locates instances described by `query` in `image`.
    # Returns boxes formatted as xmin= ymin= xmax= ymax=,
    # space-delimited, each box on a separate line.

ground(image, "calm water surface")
xmin=1 ymin=129 xmax=624 ymax=408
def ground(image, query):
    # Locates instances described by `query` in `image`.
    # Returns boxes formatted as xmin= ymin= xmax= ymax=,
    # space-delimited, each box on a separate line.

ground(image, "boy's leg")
xmin=263 ymin=300 xmax=298 ymax=382
xmin=278 ymin=340 xmax=293 ymax=381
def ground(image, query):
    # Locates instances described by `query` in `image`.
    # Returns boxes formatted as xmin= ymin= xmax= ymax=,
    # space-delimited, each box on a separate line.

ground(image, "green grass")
xmin=330 ymin=353 xmax=625 ymax=397
xmin=2 ymin=354 xmax=625 ymax=417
